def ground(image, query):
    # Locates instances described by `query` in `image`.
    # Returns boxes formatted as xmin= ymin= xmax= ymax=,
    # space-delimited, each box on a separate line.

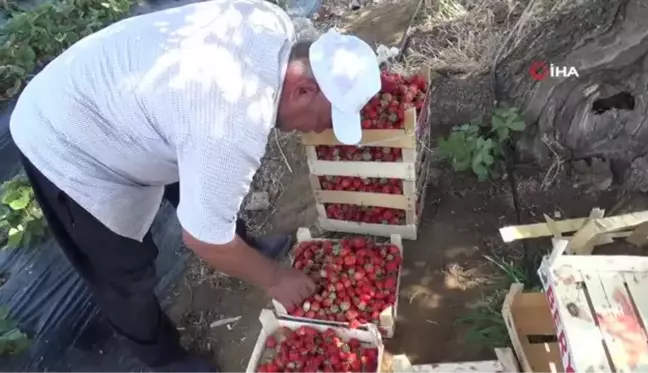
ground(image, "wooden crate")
xmin=301 ymin=67 xmax=433 ymax=240
xmin=246 ymin=309 xmax=384 ymax=373
xmin=272 ymin=227 xmax=403 ymax=338
xmin=537 ymin=241 xmax=648 ymax=372
xmin=502 ymin=283 xmax=564 ymax=372
xmin=391 ymin=348 xmax=519 ymax=372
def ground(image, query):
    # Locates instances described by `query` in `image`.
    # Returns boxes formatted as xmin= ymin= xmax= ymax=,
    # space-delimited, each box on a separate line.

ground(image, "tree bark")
xmin=497 ymin=0 xmax=648 ymax=190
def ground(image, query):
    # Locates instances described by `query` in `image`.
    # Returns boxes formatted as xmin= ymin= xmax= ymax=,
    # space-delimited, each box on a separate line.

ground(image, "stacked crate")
xmin=301 ymin=67 xmax=432 ymax=240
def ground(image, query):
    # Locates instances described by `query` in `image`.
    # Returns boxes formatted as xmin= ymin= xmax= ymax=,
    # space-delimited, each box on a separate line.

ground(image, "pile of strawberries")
xmin=361 ymin=71 xmax=428 ymax=130
xmin=289 ymin=237 xmax=401 ymax=328
xmin=318 ymin=176 xmax=403 ymax=194
xmin=325 ymin=203 xmax=406 ymax=225
xmin=315 ymin=145 xmax=402 ymax=162
xmin=256 ymin=325 xmax=379 ymax=372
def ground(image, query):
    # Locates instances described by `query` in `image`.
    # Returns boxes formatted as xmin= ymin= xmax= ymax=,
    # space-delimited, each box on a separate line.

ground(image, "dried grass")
xmin=403 ymin=0 xmax=577 ymax=76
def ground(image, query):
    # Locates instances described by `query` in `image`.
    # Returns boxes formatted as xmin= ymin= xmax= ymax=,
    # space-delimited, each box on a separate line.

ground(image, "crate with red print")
xmin=301 ymin=66 xmax=433 ymax=240
xmin=272 ymin=227 xmax=404 ymax=338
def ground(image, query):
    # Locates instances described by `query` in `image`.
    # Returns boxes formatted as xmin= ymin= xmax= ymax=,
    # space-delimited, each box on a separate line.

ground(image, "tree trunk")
xmin=497 ymin=0 xmax=648 ymax=190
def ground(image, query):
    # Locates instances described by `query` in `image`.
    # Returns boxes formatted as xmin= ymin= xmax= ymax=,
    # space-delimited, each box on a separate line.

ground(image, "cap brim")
xmin=332 ymin=106 xmax=362 ymax=145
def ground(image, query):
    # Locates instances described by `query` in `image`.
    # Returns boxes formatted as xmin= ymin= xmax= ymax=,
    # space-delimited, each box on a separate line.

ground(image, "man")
xmin=9 ymin=0 xmax=380 ymax=371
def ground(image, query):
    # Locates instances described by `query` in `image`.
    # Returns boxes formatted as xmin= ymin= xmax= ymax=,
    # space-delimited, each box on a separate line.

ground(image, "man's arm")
xmin=182 ymin=230 xmax=314 ymax=309
xmin=174 ymin=119 xmax=314 ymax=309
xmin=183 ymin=231 xmax=278 ymax=288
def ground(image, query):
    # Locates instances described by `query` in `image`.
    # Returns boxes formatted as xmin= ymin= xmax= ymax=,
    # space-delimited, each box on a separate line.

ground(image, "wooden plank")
xmin=313 ymin=189 xmax=412 ymax=210
xmin=550 ymin=255 xmax=648 ymax=273
xmin=301 ymin=129 xmax=415 ymax=148
xmin=570 ymin=212 xmax=648 ymax=254
xmin=406 ymin=348 xmax=516 ymax=372
xmin=502 ymin=283 xmax=534 ymax=372
xmin=627 ymin=221 xmax=648 ymax=247
xmin=580 ymin=208 xmax=607 ymax=254
xmin=583 ymin=272 xmax=648 ymax=371
xmin=499 ymin=208 xmax=648 ymax=244
xmin=543 ymin=214 xmax=563 ymax=238
xmin=540 ymin=263 xmax=612 ymax=372
xmin=308 ymin=159 xmax=416 ymax=180
xmin=495 ymin=347 xmax=519 ymax=372
xmin=523 ymin=343 xmax=563 ymax=373
xmin=500 ymin=218 xmax=591 ymax=242
xmin=624 ymin=272 xmax=648 ymax=337
xmin=411 ymin=360 xmax=505 ymax=372
xmin=511 ymin=295 xmax=556 ymax=336
xmin=318 ymin=215 xmax=417 ymax=240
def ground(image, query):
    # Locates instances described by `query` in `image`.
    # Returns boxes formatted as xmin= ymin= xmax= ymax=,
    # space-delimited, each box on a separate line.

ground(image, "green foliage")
xmin=438 ymin=103 xmax=526 ymax=181
xmin=0 ymin=0 xmax=134 ymax=101
xmin=0 ymin=306 xmax=29 ymax=356
xmin=457 ymin=254 xmax=542 ymax=349
xmin=0 ymin=176 xmax=47 ymax=250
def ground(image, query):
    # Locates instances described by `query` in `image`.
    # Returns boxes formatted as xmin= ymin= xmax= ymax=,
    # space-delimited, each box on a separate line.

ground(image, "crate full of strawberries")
xmin=303 ymin=67 xmax=432 ymax=240
xmin=272 ymin=228 xmax=403 ymax=338
xmin=247 ymin=310 xmax=384 ymax=373
xmin=301 ymin=66 xmax=431 ymax=148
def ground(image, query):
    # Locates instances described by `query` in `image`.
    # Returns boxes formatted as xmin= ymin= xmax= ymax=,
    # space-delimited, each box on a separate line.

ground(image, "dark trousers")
xmin=18 ymin=152 xmax=249 ymax=367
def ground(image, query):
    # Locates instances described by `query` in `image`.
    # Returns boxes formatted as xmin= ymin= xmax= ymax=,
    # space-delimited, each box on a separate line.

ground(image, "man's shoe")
xmin=158 ymin=356 xmax=219 ymax=372
xmin=251 ymin=234 xmax=293 ymax=260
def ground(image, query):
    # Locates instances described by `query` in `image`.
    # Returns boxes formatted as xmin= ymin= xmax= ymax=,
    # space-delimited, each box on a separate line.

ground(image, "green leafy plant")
xmin=0 ymin=0 xmax=134 ymax=101
xmin=438 ymin=104 xmax=526 ymax=181
xmin=457 ymin=254 xmax=542 ymax=349
xmin=0 ymin=306 xmax=29 ymax=356
xmin=0 ymin=176 xmax=47 ymax=250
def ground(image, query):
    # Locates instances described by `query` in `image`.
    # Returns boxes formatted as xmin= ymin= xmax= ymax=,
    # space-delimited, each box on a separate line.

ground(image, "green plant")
xmin=0 ymin=306 xmax=29 ymax=356
xmin=0 ymin=176 xmax=47 ymax=250
xmin=0 ymin=0 xmax=134 ymax=101
xmin=438 ymin=104 xmax=526 ymax=181
xmin=456 ymin=254 xmax=541 ymax=349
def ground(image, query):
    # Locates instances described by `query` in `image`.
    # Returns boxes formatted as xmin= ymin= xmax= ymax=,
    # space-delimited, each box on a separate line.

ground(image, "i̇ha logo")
xmin=529 ymin=60 xmax=579 ymax=81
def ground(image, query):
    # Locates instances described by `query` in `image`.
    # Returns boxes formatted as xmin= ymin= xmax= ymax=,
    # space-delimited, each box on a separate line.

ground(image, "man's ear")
xmin=291 ymin=78 xmax=318 ymax=106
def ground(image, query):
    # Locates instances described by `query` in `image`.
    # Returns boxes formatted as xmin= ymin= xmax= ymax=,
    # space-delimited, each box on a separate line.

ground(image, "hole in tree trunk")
xmin=592 ymin=92 xmax=635 ymax=114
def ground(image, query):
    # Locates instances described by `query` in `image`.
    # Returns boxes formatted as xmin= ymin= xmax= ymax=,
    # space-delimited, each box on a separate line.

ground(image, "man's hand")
xmin=266 ymin=266 xmax=316 ymax=311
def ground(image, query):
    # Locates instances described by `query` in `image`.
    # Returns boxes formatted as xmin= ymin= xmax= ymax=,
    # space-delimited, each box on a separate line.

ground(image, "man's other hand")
xmin=267 ymin=267 xmax=316 ymax=311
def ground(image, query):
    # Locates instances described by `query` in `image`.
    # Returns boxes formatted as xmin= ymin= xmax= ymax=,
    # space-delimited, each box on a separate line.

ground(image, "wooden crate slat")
xmin=510 ymin=293 xmax=556 ymax=336
xmin=585 ymin=272 xmax=648 ymax=372
xmin=301 ymin=128 xmax=416 ymax=148
xmin=318 ymin=214 xmax=417 ymax=240
xmin=523 ymin=343 xmax=563 ymax=372
xmin=307 ymin=158 xmax=417 ymax=180
xmin=624 ymin=272 xmax=648 ymax=334
xmin=313 ymin=189 xmax=413 ymax=210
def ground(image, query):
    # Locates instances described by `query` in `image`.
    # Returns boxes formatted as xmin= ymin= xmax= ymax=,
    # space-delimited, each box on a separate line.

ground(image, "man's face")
xmin=276 ymin=76 xmax=333 ymax=134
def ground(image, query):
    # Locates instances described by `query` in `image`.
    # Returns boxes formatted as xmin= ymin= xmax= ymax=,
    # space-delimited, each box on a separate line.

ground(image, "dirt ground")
xmin=162 ymin=0 xmax=648 ymax=370
xmin=164 ymin=145 xmax=644 ymax=370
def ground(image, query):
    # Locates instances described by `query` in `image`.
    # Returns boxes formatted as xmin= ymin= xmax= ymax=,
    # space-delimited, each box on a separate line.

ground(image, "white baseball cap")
xmin=309 ymin=29 xmax=381 ymax=145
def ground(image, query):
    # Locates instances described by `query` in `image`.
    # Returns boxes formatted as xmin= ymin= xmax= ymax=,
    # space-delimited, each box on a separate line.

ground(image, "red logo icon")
xmin=529 ymin=61 xmax=549 ymax=81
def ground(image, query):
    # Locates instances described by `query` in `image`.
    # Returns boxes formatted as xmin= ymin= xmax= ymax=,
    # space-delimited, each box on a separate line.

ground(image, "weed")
xmin=0 ymin=0 xmax=133 ymax=102
xmin=456 ymin=254 xmax=541 ymax=349
xmin=0 ymin=306 xmax=29 ymax=356
xmin=438 ymin=103 xmax=525 ymax=181
xmin=0 ymin=175 xmax=47 ymax=250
